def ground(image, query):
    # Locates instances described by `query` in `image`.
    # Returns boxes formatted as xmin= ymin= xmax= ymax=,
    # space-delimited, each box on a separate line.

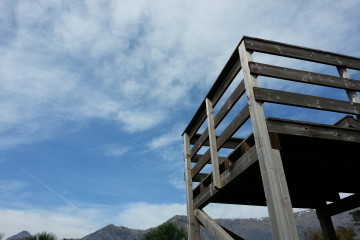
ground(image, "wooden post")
xmin=194 ymin=209 xmax=235 ymax=240
xmin=183 ymin=133 xmax=200 ymax=240
xmin=316 ymin=210 xmax=337 ymax=240
xmin=205 ymin=98 xmax=222 ymax=189
xmin=337 ymin=67 xmax=359 ymax=120
xmin=238 ymin=41 xmax=299 ymax=240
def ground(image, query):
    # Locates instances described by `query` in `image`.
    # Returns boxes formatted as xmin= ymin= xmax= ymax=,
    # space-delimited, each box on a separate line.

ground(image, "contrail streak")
xmin=23 ymin=168 xmax=84 ymax=215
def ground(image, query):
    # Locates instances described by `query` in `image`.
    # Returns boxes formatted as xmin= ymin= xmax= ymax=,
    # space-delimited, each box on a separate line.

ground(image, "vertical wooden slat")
xmin=337 ymin=67 xmax=360 ymax=118
xmin=194 ymin=209 xmax=235 ymax=240
xmin=183 ymin=133 xmax=200 ymax=240
xmin=205 ymin=98 xmax=222 ymax=189
xmin=238 ymin=41 xmax=299 ymax=240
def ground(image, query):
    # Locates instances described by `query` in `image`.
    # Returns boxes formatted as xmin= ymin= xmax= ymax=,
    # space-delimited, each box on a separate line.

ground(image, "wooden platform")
xmin=193 ymin=117 xmax=360 ymax=210
xmin=182 ymin=36 xmax=360 ymax=240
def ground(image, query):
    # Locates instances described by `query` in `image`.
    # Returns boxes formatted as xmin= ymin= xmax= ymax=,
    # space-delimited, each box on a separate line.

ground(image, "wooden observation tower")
xmin=182 ymin=37 xmax=360 ymax=240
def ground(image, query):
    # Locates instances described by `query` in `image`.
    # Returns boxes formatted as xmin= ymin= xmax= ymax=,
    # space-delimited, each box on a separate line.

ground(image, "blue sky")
xmin=1 ymin=0 xmax=360 ymax=238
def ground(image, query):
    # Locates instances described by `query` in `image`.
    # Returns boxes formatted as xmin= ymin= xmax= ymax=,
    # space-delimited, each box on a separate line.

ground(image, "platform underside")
xmin=193 ymin=117 xmax=360 ymax=210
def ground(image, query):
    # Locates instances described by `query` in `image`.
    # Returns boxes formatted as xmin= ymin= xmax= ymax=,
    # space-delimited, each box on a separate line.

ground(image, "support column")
xmin=316 ymin=211 xmax=337 ymax=240
xmin=183 ymin=133 xmax=200 ymax=240
xmin=238 ymin=41 xmax=299 ymax=240
xmin=337 ymin=66 xmax=359 ymax=119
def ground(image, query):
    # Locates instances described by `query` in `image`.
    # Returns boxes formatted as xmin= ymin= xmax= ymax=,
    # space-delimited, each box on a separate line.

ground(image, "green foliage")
xmin=302 ymin=226 xmax=356 ymax=240
xmin=350 ymin=210 xmax=360 ymax=225
xmin=142 ymin=222 xmax=186 ymax=240
xmin=303 ymin=228 xmax=324 ymax=240
xmin=0 ymin=233 xmax=4 ymax=240
xmin=21 ymin=232 xmax=57 ymax=240
xmin=336 ymin=226 xmax=356 ymax=240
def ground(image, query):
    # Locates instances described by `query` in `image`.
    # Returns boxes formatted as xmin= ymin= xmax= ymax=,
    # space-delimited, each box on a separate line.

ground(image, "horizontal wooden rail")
xmin=191 ymin=105 xmax=250 ymax=179
xmin=183 ymin=51 xmax=241 ymax=139
xmin=254 ymin=87 xmax=360 ymax=115
xmin=194 ymin=146 xmax=258 ymax=209
xmin=266 ymin=118 xmax=360 ymax=142
xmin=249 ymin=62 xmax=360 ymax=91
xmin=190 ymin=81 xmax=246 ymax=157
xmin=244 ymin=37 xmax=360 ymax=70
xmin=190 ymin=134 xmax=244 ymax=149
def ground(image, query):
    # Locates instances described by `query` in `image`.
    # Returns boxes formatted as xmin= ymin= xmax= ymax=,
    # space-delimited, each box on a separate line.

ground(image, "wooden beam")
xmin=266 ymin=117 xmax=360 ymax=143
xmin=317 ymin=215 xmax=337 ymax=240
xmin=183 ymin=133 xmax=200 ymax=240
xmin=190 ymin=134 xmax=244 ymax=149
xmin=194 ymin=145 xmax=258 ymax=209
xmin=244 ymin=37 xmax=360 ymax=70
xmin=239 ymin=41 xmax=299 ymax=240
xmin=191 ymin=105 xmax=250 ymax=179
xmin=316 ymin=194 xmax=360 ymax=218
xmin=206 ymin=98 xmax=222 ymax=189
xmin=183 ymin=52 xmax=241 ymax=139
xmin=254 ymin=87 xmax=360 ymax=115
xmin=190 ymin=81 xmax=245 ymax=157
xmin=249 ymin=62 xmax=360 ymax=91
xmin=192 ymin=173 xmax=209 ymax=182
xmin=194 ymin=209 xmax=235 ymax=240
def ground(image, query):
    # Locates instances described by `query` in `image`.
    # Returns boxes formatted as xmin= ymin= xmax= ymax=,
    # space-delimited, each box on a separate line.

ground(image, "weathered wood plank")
xmin=184 ymin=52 xmax=241 ymax=139
xmin=317 ymin=215 xmax=337 ymax=240
xmin=249 ymin=62 xmax=360 ymax=91
xmin=239 ymin=41 xmax=299 ymax=240
xmin=191 ymin=134 xmax=244 ymax=149
xmin=190 ymin=81 xmax=245 ymax=157
xmin=244 ymin=37 xmax=360 ymax=70
xmin=205 ymin=98 xmax=222 ymax=189
xmin=183 ymin=134 xmax=200 ymax=240
xmin=191 ymin=105 xmax=250 ymax=178
xmin=267 ymin=117 xmax=360 ymax=142
xmin=194 ymin=146 xmax=258 ymax=209
xmin=191 ymin=154 xmax=226 ymax=164
xmin=193 ymin=173 xmax=209 ymax=182
xmin=316 ymin=194 xmax=360 ymax=218
xmin=194 ymin=209 xmax=235 ymax=240
xmin=254 ymin=87 xmax=360 ymax=115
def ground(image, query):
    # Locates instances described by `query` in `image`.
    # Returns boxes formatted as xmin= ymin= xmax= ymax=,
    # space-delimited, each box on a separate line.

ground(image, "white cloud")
xmin=116 ymin=202 xmax=186 ymax=229
xmin=1 ymin=0 xmax=359 ymax=150
xmin=204 ymin=203 xmax=269 ymax=220
xmin=0 ymin=208 xmax=101 ymax=239
xmin=99 ymin=144 xmax=130 ymax=157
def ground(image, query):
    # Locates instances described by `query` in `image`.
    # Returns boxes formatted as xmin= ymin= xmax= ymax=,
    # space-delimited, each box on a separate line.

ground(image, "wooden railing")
xmin=182 ymin=36 xmax=360 ymax=240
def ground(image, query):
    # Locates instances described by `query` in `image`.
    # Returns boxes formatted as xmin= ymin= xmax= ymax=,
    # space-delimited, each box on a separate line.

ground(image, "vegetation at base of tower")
xmin=20 ymin=232 xmax=57 ymax=240
xmin=140 ymin=222 xmax=186 ymax=240
xmin=0 ymin=233 xmax=4 ymax=240
xmin=350 ymin=210 xmax=360 ymax=225
xmin=302 ymin=226 xmax=356 ymax=240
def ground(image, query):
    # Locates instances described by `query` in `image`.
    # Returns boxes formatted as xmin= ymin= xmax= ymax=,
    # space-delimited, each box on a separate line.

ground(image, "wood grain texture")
xmin=249 ymin=62 xmax=360 ymax=91
xmin=254 ymin=87 xmax=360 ymax=115
xmin=244 ymin=37 xmax=360 ymax=70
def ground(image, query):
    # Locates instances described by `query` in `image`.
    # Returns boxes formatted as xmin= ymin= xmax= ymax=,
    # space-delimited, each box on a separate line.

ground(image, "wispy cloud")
xmin=99 ymin=144 xmax=130 ymax=157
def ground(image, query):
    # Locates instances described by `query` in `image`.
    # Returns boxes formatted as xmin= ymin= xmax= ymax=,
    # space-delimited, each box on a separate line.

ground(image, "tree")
xmin=350 ymin=210 xmax=360 ymax=225
xmin=141 ymin=222 xmax=186 ymax=240
xmin=0 ymin=233 xmax=4 ymax=240
xmin=21 ymin=232 xmax=57 ymax=240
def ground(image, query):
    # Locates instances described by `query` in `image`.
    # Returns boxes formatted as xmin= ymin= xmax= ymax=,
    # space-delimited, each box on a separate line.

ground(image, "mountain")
xmin=6 ymin=231 xmax=31 ymax=240
xmin=7 ymin=209 xmax=358 ymax=240
xmin=79 ymin=209 xmax=357 ymax=240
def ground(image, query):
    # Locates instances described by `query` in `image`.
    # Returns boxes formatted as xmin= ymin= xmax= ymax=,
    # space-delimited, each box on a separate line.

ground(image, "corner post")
xmin=183 ymin=133 xmax=200 ymax=240
xmin=238 ymin=40 xmax=299 ymax=240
